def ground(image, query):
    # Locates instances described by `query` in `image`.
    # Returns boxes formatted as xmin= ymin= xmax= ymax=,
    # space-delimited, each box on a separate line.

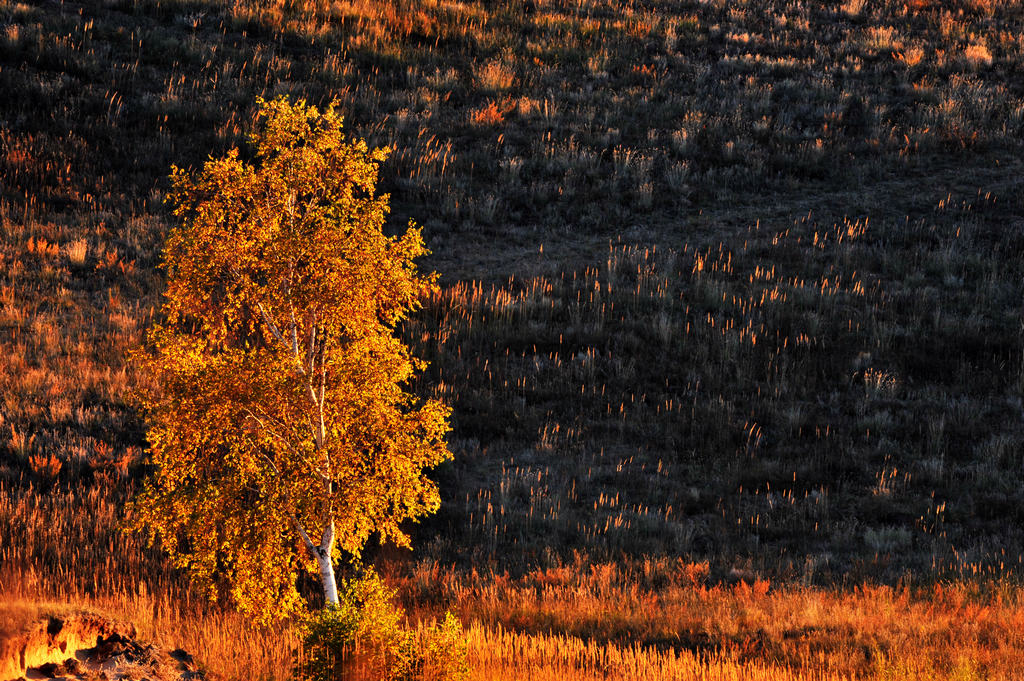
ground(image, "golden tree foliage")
xmin=131 ymin=97 xmax=451 ymax=624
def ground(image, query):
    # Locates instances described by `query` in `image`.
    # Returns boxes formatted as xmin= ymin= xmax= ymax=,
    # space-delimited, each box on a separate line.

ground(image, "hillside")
xmin=2 ymin=0 xmax=1024 ymax=679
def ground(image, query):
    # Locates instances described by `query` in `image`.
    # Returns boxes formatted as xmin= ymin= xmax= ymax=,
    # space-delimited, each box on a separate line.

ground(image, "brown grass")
xmin=392 ymin=558 xmax=1024 ymax=680
xmin=0 ymin=479 xmax=297 ymax=679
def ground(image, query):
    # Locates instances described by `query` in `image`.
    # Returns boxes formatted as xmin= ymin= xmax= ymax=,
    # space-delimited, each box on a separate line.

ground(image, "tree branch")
xmin=244 ymin=435 xmax=287 ymax=479
xmin=257 ymin=302 xmax=292 ymax=356
xmin=319 ymin=513 xmax=334 ymax=554
xmin=291 ymin=514 xmax=317 ymax=553
xmin=319 ymin=343 xmax=328 ymax=408
xmin=290 ymin=307 xmax=301 ymax=364
xmin=244 ymin=409 xmax=330 ymax=483
xmin=306 ymin=317 xmax=318 ymax=375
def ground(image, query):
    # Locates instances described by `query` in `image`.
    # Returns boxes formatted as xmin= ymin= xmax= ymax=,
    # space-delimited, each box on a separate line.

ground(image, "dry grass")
xmin=392 ymin=558 xmax=1024 ymax=680
xmin=0 ymin=479 xmax=297 ymax=680
xmin=466 ymin=624 xmax=851 ymax=681
xmin=406 ymin=199 xmax=1024 ymax=583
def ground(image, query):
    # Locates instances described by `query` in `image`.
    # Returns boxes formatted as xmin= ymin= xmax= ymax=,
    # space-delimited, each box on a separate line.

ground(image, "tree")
xmin=131 ymin=96 xmax=451 ymax=624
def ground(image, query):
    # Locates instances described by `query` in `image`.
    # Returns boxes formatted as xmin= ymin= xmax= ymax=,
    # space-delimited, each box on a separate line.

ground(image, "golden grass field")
xmin=2 ymin=0 xmax=1024 ymax=678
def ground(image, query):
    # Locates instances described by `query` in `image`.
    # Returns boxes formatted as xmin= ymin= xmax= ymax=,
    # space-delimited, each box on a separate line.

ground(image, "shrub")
xmin=298 ymin=568 xmax=412 ymax=681
xmin=415 ymin=612 xmax=469 ymax=681
xmin=298 ymin=569 xmax=468 ymax=681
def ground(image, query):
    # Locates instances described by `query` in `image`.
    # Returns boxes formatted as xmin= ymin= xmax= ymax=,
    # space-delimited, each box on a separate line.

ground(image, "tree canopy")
xmin=132 ymin=96 xmax=451 ymax=623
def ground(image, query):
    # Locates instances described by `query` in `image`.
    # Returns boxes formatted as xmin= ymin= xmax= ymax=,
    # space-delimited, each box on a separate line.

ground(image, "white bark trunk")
xmin=292 ymin=514 xmax=339 ymax=607
xmin=273 ymin=308 xmax=336 ymax=606
xmin=317 ymin=517 xmax=339 ymax=607
xmin=316 ymin=547 xmax=339 ymax=607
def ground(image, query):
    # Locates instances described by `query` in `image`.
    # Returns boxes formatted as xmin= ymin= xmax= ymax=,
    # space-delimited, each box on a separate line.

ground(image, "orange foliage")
xmin=132 ymin=97 xmax=451 ymax=624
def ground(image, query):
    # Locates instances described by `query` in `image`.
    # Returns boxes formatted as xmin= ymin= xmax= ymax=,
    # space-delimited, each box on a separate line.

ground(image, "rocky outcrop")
xmin=0 ymin=613 xmax=204 ymax=681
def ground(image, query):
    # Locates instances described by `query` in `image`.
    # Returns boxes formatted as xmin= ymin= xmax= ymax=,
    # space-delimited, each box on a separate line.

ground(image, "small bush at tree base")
xmin=413 ymin=612 xmax=469 ymax=681
xmin=298 ymin=568 xmax=412 ymax=681
xmin=298 ymin=568 xmax=468 ymax=681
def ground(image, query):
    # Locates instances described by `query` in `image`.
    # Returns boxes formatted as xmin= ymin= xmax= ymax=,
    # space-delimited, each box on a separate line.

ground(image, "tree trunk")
xmin=316 ymin=547 xmax=339 ymax=606
xmin=316 ymin=516 xmax=339 ymax=607
xmin=293 ymin=517 xmax=340 ymax=606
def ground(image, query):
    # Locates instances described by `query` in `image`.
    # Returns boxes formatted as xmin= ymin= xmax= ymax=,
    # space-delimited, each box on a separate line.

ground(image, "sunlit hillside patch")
xmin=450 ymin=568 xmax=1024 ymax=680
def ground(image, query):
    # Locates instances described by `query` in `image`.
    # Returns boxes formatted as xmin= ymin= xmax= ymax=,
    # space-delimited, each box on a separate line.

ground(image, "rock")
xmin=168 ymin=650 xmax=194 ymax=668
xmin=0 ymin=612 xmax=122 ymax=680
xmin=35 ymin=661 xmax=63 ymax=677
xmin=1 ymin=613 xmax=206 ymax=681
